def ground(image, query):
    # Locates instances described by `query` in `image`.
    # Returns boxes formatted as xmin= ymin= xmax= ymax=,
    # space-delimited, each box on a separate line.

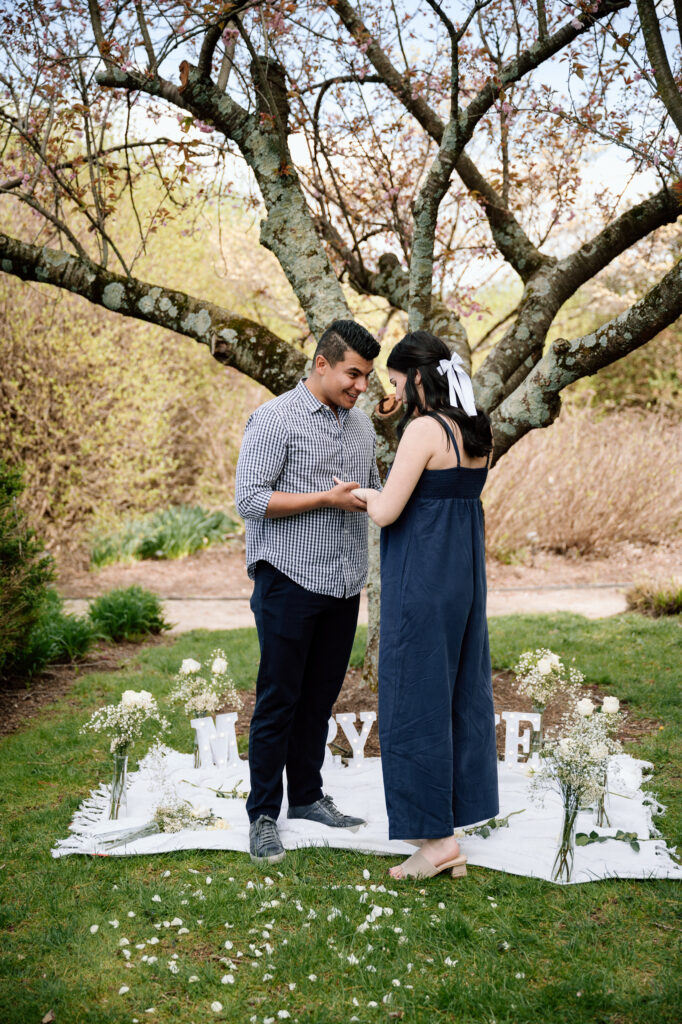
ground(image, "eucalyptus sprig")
xmin=576 ymin=830 xmax=641 ymax=852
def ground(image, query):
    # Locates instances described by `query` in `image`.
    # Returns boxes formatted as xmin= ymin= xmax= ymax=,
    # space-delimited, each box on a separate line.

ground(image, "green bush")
xmin=11 ymin=590 xmax=97 ymax=677
xmin=90 ymin=505 xmax=238 ymax=567
xmin=88 ymin=586 xmax=170 ymax=642
xmin=626 ymin=580 xmax=682 ymax=618
xmin=0 ymin=460 xmax=55 ymax=679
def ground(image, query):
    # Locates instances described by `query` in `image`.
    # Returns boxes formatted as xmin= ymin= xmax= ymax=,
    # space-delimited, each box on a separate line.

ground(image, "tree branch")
xmin=0 ymin=139 xmax=188 ymax=192
xmin=330 ymin=0 xmax=546 ymax=281
xmin=134 ymin=0 xmax=158 ymax=75
xmin=475 ymin=184 xmax=682 ymax=411
xmin=459 ymin=0 xmax=631 ymax=150
xmin=636 ymin=0 xmax=682 ymax=135
xmin=490 ymin=256 xmax=682 ymax=459
xmin=95 ymin=57 xmax=350 ymax=338
xmin=0 ymin=231 xmax=307 ymax=395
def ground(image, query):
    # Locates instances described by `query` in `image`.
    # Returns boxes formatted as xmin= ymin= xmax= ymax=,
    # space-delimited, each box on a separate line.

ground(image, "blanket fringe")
xmin=52 ymin=783 xmax=111 ymax=857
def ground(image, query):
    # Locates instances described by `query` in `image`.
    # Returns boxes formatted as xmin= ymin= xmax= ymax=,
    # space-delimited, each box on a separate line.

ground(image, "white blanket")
xmin=53 ymin=752 xmax=682 ymax=885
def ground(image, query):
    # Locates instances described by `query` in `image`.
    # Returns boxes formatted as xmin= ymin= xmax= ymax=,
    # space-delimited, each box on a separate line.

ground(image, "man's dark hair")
xmin=314 ymin=319 xmax=380 ymax=366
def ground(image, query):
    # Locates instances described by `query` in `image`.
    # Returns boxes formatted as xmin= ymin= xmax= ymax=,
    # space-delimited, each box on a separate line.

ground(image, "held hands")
xmin=328 ymin=476 xmax=368 ymax=512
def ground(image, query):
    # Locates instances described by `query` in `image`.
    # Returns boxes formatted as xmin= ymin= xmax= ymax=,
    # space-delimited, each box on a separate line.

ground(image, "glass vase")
xmin=109 ymin=751 xmax=128 ymax=820
xmin=552 ymin=789 xmax=579 ymax=883
xmin=594 ymin=768 xmax=611 ymax=828
xmin=530 ymin=702 xmax=545 ymax=759
xmin=192 ymin=712 xmax=212 ymax=768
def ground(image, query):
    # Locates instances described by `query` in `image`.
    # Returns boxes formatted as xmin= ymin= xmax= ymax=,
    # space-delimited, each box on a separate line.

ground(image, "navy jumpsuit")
xmin=378 ymin=413 xmax=499 ymax=839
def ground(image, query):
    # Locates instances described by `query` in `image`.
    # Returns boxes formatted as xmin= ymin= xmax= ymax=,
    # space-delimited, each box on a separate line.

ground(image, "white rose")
xmin=602 ymin=697 xmax=620 ymax=714
xmin=211 ymin=657 xmax=228 ymax=676
xmin=180 ymin=658 xmax=201 ymax=675
xmin=558 ymin=738 xmax=572 ymax=755
xmin=576 ymin=698 xmax=595 ymax=717
xmin=548 ymin=653 xmax=561 ymax=668
xmin=536 ymin=657 xmax=552 ymax=676
xmin=191 ymin=806 xmax=211 ymax=818
xmin=590 ymin=742 xmax=609 ymax=761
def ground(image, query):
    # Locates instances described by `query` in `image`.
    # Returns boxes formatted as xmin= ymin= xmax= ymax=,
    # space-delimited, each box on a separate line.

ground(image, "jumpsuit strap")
xmin=425 ymin=412 xmax=461 ymax=467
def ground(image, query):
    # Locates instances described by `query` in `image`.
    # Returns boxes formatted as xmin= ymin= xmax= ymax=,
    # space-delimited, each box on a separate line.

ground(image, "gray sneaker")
xmin=249 ymin=815 xmax=286 ymax=864
xmin=287 ymin=794 xmax=366 ymax=832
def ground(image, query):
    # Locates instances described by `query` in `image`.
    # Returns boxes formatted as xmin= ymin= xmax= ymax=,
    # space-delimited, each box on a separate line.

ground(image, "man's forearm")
xmin=265 ymin=491 xmax=329 ymax=519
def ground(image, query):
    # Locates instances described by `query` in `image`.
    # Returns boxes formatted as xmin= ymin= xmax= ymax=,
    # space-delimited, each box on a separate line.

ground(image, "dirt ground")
xmin=57 ymin=537 xmax=682 ymax=628
xmin=2 ymin=538 xmax=677 ymax=741
xmin=56 ymin=536 xmax=682 ymax=600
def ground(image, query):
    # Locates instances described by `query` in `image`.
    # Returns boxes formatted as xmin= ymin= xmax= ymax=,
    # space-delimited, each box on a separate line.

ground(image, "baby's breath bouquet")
xmin=514 ymin=648 xmax=584 ymax=757
xmin=169 ymin=650 xmax=243 ymax=717
xmin=514 ymin=649 xmax=584 ymax=710
xmin=169 ymin=651 xmax=243 ymax=767
xmin=82 ymin=690 xmax=169 ymax=819
xmin=154 ymin=798 xmax=217 ymax=833
xmin=533 ymin=706 xmax=622 ymax=882
xmin=97 ymin=796 xmax=230 ymax=851
xmin=573 ymin=695 xmax=625 ymax=826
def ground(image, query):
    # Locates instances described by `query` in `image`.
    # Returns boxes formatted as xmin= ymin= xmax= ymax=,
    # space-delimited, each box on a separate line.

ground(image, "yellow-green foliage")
xmin=0 ymin=278 xmax=266 ymax=550
xmin=0 ymin=193 xmax=289 ymax=550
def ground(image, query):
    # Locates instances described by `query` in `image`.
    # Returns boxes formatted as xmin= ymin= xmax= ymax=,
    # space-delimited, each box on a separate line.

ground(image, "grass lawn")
xmin=1 ymin=614 xmax=680 ymax=1024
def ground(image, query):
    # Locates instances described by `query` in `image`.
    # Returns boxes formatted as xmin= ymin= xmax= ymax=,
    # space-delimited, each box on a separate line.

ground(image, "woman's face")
xmin=388 ymin=368 xmax=423 ymax=406
xmin=388 ymin=369 xmax=408 ymax=403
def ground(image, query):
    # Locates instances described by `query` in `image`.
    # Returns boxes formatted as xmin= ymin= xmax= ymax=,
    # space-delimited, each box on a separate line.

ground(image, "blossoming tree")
xmin=1 ymin=1 xmax=680 ymax=680
xmin=1 ymin=0 xmax=680 ymax=457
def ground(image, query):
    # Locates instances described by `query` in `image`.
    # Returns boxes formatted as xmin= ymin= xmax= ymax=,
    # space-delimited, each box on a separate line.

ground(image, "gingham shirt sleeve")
xmin=235 ymin=407 xmax=288 ymax=520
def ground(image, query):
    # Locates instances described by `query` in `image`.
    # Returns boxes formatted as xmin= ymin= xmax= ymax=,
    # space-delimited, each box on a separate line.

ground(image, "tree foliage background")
xmin=0 ymin=0 xmax=681 ymax=554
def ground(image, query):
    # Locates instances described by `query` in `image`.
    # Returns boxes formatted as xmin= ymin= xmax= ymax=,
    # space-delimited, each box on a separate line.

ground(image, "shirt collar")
xmin=296 ymin=378 xmax=348 ymax=423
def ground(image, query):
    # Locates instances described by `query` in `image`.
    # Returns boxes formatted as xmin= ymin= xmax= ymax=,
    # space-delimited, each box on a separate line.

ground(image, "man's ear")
xmin=314 ymin=353 xmax=328 ymax=375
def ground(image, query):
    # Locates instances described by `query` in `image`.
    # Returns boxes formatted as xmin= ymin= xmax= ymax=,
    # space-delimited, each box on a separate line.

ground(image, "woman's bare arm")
xmin=352 ymin=418 xmax=437 ymax=527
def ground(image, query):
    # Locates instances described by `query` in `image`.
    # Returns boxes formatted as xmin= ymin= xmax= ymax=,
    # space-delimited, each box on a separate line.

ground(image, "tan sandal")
xmin=391 ymin=849 xmax=467 ymax=880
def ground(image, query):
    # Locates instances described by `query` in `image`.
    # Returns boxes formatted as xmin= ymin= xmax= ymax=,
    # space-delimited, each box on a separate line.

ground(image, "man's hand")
xmin=328 ymin=476 xmax=367 ymax=511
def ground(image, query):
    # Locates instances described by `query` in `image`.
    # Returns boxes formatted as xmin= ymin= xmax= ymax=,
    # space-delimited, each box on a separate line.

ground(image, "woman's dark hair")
xmin=386 ymin=331 xmax=493 ymax=459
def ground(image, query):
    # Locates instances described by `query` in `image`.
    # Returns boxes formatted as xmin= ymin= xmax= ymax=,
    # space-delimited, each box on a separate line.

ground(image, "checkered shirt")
xmin=235 ymin=379 xmax=381 ymax=597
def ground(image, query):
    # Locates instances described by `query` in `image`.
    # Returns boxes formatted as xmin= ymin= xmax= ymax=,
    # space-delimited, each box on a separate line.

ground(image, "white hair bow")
xmin=437 ymin=353 xmax=477 ymax=417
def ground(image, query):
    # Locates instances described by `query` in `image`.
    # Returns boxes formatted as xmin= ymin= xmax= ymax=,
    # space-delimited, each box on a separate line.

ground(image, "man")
xmin=235 ymin=319 xmax=381 ymax=864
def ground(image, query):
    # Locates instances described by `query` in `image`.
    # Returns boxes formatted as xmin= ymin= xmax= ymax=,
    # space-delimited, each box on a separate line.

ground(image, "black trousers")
xmin=246 ymin=561 xmax=360 ymax=823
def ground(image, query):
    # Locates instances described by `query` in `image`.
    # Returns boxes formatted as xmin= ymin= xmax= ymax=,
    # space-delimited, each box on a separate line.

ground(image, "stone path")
xmin=64 ymin=583 xmax=628 ymax=633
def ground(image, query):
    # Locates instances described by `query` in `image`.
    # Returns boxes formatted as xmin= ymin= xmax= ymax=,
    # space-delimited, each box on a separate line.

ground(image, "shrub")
xmin=484 ymin=407 xmax=682 ymax=557
xmin=626 ymin=580 xmax=682 ymax=618
xmin=0 ymin=460 xmax=55 ymax=679
xmin=11 ymin=590 xmax=97 ymax=677
xmin=90 ymin=505 xmax=238 ymax=567
xmin=88 ymin=586 xmax=170 ymax=642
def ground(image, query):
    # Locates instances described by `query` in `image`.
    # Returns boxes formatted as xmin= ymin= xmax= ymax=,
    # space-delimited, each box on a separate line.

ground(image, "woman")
xmin=352 ymin=331 xmax=499 ymax=880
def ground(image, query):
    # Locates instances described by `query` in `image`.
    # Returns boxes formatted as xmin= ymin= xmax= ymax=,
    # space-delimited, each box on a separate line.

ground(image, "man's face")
xmin=314 ymin=349 xmax=374 ymax=410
